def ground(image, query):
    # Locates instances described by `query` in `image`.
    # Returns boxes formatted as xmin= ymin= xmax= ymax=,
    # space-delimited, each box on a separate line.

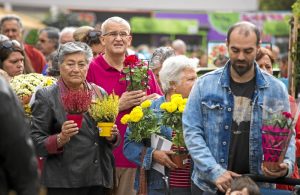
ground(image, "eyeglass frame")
xmin=102 ymin=31 xmax=131 ymax=39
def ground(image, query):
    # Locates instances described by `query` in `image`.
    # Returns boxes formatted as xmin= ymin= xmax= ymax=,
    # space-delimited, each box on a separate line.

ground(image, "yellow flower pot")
xmin=97 ymin=122 xmax=114 ymax=137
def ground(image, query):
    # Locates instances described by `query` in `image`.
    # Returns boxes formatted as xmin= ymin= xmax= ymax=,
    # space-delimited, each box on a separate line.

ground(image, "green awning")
xmin=263 ymin=20 xmax=290 ymax=36
xmin=130 ymin=17 xmax=199 ymax=35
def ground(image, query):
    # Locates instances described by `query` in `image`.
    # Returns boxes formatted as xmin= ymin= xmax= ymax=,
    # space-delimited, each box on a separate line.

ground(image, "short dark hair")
xmin=227 ymin=21 xmax=261 ymax=46
xmin=230 ymin=176 xmax=260 ymax=195
xmin=39 ymin=27 xmax=60 ymax=49
xmin=0 ymin=15 xmax=23 ymax=32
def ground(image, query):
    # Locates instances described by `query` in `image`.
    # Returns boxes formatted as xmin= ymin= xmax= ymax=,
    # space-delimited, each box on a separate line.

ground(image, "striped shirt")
xmin=169 ymin=132 xmax=191 ymax=188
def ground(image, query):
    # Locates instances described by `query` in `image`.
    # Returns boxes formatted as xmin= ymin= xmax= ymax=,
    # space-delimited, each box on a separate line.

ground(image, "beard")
xmin=231 ymin=60 xmax=254 ymax=76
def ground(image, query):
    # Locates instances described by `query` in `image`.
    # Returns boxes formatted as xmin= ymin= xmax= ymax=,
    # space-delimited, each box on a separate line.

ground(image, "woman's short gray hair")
xmin=101 ymin=16 xmax=131 ymax=34
xmin=159 ymin=55 xmax=197 ymax=93
xmin=150 ymin=47 xmax=175 ymax=70
xmin=57 ymin=42 xmax=93 ymax=65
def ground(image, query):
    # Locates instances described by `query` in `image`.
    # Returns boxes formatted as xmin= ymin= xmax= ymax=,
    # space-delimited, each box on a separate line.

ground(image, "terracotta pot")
xmin=97 ymin=122 xmax=114 ymax=137
xmin=66 ymin=113 xmax=83 ymax=128
xmin=170 ymin=153 xmax=189 ymax=169
xmin=262 ymin=161 xmax=282 ymax=172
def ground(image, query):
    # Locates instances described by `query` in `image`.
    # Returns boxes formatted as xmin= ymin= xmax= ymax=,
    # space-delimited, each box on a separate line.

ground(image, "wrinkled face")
xmin=0 ymin=19 xmax=22 ymax=42
xmin=90 ymin=43 xmax=104 ymax=58
xmin=38 ymin=31 xmax=56 ymax=56
xmin=2 ymin=51 xmax=24 ymax=77
xmin=227 ymin=28 xmax=259 ymax=76
xmin=59 ymin=52 xmax=88 ymax=89
xmin=257 ymin=54 xmax=273 ymax=75
xmin=174 ymin=68 xmax=197 ymax=98
xmin=101 ymin=22 xmax=132 ymax=55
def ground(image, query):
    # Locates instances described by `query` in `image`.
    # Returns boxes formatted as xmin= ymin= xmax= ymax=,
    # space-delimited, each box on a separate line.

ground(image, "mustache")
xmin=235 ymin=60 xmax=247 ymax=64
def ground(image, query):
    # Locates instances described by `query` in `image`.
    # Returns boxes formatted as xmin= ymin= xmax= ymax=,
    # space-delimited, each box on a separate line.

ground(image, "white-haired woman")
xmin=31 ymin=42 xmax=120 ymax=195
xmin=124 ymin=55 xmax=198 ymax=195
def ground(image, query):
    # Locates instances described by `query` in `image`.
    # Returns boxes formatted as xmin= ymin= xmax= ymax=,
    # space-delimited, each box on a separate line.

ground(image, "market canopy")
xmin=130 ymin=17 xmax=199 ymax=35
xmin=0 ymin=8 xmax=45 ymax=29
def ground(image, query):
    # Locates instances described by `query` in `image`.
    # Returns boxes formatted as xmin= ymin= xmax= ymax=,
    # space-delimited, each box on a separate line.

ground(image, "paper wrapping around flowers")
xmin=262 ymin=125 xmax=292 ymax=163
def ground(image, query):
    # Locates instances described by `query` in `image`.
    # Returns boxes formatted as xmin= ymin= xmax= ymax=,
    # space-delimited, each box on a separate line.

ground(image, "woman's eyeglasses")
xmin=87 ymin=30 xmax=101 ymax=45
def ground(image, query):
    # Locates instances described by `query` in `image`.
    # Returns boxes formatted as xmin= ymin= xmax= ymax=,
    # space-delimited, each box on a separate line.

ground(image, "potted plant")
xmin=262 ymin=111 xmax=295 ymax=171
xmin=61 ymin=88 xmax=92 ymax=128
xmin=160 ymin=94 xmax=189 ymax=168
xmin=10 ymin=73 xmax=57 ymax=117
xmin=121 ymin=100 xmax=160 ymax=145
xmin=89 ymin=93 xmax=119 ymax=137
xmin=121 ymin=54 xmax=150 ymax=91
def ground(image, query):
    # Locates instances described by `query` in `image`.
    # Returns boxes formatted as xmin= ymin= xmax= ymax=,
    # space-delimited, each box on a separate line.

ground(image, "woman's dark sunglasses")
xmin=86 ymin=31 xmax=101 ymax=45
xmin=0 ymin=40 xmax=21 ymax=50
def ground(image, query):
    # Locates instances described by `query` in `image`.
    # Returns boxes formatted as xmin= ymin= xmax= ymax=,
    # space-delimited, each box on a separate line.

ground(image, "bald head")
xmin=227 ymin=21 xmax=260 ymax=46
xmin=172 ymin=39 xmax=187 ymax=55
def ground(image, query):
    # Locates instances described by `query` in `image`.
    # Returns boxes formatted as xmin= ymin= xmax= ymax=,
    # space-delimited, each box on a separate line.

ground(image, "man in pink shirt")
xmin=87 ymin=16 xmax=162 ymax=195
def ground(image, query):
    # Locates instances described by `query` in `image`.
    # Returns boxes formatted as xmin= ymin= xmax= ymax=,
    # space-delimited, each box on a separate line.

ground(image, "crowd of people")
xmin=0 ymin=14 xmax=299 ymax=195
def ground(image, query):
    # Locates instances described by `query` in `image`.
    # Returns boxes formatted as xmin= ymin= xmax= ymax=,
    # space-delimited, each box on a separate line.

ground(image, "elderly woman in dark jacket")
xmin=31 ymin=42 xmax=120 ymax=195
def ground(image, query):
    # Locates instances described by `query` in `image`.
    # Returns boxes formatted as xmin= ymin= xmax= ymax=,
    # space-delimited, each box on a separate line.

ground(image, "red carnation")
xmin=282 ymin=111 xmax=292 ymax=119
xmin=124 ymin=55 xmax=140 ymax=68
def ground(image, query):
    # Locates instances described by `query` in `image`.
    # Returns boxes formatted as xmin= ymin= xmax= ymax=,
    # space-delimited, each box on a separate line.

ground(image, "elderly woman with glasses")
xmin=0 ymin=39 xmax=24 ymax=79
xmin=30 ymin=42 xmax=120 ymax=195
xmin=124 ymin=55 xmax=198 ymax=195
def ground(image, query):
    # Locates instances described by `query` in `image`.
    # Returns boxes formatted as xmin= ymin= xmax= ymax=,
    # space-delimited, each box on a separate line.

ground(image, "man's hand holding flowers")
xmin=261 ymin=163 xmax=289 ymax=178
xmin=119 ymin=90 xmax=146 ymax=111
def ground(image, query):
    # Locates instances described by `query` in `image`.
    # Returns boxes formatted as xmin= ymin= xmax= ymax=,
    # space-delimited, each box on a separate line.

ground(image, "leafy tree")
xmin=43 ymin=11 xmax=88 ymax=30
xmin=259 ymin=0 xmax=296 ymax=11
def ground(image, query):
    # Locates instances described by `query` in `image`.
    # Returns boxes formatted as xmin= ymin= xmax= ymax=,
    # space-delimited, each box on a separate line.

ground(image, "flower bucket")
xmin=262 ymin=125 xmax=291 ymax=171
xmin=66 ymin=113 xmax=83 ymax=128
xmin=97 ymin=122 xmax=114 ymax=137
xmin=170 ymin=153 xmax=189 ymax=169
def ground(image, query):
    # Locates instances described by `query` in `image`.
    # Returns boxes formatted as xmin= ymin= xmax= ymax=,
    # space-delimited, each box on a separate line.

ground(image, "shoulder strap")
xmin=91 ymin=83 xmax=103 ymax=100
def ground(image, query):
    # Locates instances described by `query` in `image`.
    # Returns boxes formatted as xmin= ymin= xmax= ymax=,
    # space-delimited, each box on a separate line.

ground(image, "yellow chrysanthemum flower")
xmin=165 ymin=102 xmax=177 ymax=113
xmin=171 ymin=94 xmax=182 ymax=101
xmin=178 ymin=105 xmax=185 ymax=113
xmin=121 ymin=114 xmax=131 ymax=124
xmin=141 ymin=100 xmax=152 ymax=108
xmin=130 ymin=109 xmax=144 ymax=122
xmin=160 ymin=102 xmax=167 ymax=110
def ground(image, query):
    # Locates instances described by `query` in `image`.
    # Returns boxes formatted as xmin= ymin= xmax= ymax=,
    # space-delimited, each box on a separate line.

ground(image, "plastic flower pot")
xmin=66 ymin=113 xmax=83 ymax=128
xmin=170 ymin=153 xmax=189 ymax=169
xmin=97 ymin=122 xmax=114 ymax=137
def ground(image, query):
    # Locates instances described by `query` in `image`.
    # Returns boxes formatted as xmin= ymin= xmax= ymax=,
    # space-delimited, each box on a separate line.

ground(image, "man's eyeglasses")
xmin=102 ymin=31 xmax=130 ymax=38
xmin=0 ymin=40 xmax=21 ymax=50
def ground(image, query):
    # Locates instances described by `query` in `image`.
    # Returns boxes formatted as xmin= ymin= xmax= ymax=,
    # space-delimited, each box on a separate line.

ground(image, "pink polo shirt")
xmin=87 ymin=54 xmax=163 ymax=168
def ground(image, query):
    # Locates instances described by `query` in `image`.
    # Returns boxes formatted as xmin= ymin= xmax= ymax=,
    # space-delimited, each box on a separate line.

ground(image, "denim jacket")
xmin=183 ymin=62 xmax=295 ymax=192
xmin=123 ymin=96 xmax=172 ymax=191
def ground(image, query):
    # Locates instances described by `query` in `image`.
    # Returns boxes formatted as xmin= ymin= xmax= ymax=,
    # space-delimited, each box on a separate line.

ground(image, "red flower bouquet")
xmin=60 ymin=82 xmax=92 ymax=128
xmin=121 ymin=55 xmax=150 ymax=91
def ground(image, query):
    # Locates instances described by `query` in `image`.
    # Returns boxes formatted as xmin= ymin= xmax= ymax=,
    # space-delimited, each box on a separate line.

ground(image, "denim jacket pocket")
xmin=201 ymin=100 xmax=225 ymax=149
xmin=259 ymin=103 xmax=284 ymax=120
